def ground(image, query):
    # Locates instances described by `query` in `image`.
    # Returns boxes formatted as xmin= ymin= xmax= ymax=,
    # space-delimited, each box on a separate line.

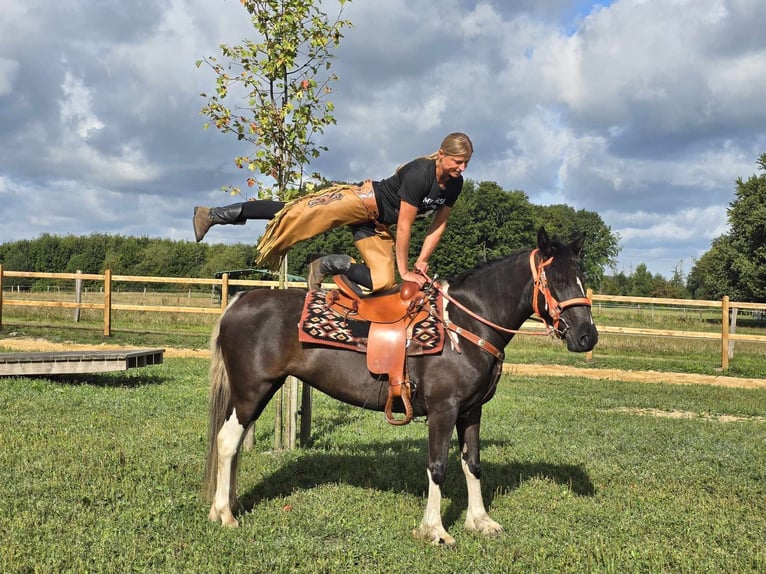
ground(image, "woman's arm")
xmin=414 ymin=206 xmax=451 ymax=275
xmin=395 ymin=201 xmax=425 ymax=285
xmin=395 ymin=202 xmax=452 ymax=285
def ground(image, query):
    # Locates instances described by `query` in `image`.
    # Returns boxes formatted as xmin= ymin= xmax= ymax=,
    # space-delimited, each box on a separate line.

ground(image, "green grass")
xmin=504 ymin=332 xmax=766 ymax=379
xmin=1 ymin=358 xmax=764 ymax=573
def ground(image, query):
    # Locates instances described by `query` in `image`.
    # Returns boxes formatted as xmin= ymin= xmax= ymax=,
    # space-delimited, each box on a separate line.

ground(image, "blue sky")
xmin=1 ymin=0 xmax=765 ymax=279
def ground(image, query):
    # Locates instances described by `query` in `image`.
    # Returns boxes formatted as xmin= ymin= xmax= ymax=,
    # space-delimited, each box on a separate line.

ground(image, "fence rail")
xmin=1 ymin=265 xmax=765 ymax=369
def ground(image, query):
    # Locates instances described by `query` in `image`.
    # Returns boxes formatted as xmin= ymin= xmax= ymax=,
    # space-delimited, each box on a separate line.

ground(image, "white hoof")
xmin=412 ymin=524 xmax=456 ymax=547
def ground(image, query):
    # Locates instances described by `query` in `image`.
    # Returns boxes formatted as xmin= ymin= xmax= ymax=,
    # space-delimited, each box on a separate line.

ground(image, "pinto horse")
xmin=204 ymin=227 xmax=598 ymax=546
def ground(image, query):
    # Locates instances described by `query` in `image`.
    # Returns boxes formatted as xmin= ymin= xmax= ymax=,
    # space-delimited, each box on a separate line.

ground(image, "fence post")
xmin=287 ymin=376 xmax=299 ymax=450
xmin=73 ymin=270 xmax=82 ymax=322
xmin=220 ymin=273 xmax=230 ymax=310
xmin=729 ymin=307 xmax=738 ymax=360
xmin=103 ymin=269 xmax=112 ymax=336
xmin=585 ymin=287 xmax=593 ymax=361
xmin=300 ymin=382 xmax=313 ymax=447
xmin=721 ymin=296 xmax=729 ymax=370
xmin=0 ymin=263 xmax=3 ymax=330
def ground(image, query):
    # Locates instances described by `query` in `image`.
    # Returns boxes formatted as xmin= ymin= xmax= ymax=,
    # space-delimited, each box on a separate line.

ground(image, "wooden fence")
xmin=2 ymin=265 xmax=766 ymax=371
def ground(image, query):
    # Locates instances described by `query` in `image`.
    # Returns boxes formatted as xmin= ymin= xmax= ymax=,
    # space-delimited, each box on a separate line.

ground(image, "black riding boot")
xmin=193 ymin=204 xmax=245 ymax=242
xmin=307 ymin=254 xmax=353 ymax=290
xmin=193 ymin=200 xmax=285 ymax=242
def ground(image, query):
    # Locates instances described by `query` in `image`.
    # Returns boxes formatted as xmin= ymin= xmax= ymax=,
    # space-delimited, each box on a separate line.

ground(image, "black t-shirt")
xmin=372 ymin=157 xmax=463 ymax=225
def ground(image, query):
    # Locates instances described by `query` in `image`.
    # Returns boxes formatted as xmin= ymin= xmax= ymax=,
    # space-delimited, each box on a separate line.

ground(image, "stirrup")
xmin=384 ymin=380 xmax=413 ymax=425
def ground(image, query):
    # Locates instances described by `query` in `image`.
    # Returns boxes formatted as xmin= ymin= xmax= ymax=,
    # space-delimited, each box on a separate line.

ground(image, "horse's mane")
xmin=446 ymin=246 xmax=531 ymax=288
xmin=445 ymin=237 xmax=576 ymax=288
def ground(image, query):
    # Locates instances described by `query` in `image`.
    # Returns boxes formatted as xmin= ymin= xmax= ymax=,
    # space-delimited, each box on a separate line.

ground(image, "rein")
xmin=425 ymin=248 xmax=592 ymax=359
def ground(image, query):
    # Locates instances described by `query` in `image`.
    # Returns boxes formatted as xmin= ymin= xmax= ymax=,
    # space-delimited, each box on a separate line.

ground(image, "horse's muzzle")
xmin=562 ymin=321 xmax=598 ymax=352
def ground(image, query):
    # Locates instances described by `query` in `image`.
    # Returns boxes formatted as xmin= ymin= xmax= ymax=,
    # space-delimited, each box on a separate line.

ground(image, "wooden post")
xmin=103 ymin=269 xmax=112 ymax=336
xmin=0 ymin=264 xmax=4 ymax=330
xmin=273 ymin=386 xmax=284 ymax=450
xmin=220 ymin=273 xmax=229 ymax=310
xmin=585 ymin=287 xmax=593 ymax=361
xmin=728 ymin=307 xmax=738 ymax=359
xmin=721 ymin=296 xmax=729 ymax=370
xmin=300 ymin=381 xmax=313 ymax=447
xmin=287 ymin=376 xmax=299 ymax=450
xmin=73 ymin=270 xmax=82 ymax=322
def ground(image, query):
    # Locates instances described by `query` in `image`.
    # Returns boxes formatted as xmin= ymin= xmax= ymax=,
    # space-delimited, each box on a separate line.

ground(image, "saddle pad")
xmin=298 ymin=289 xmax=445 ymax=356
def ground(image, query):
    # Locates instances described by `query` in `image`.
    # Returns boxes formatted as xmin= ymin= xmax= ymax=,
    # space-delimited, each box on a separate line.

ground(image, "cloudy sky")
xmin=1 ymin=0 xmax=765 ymax=278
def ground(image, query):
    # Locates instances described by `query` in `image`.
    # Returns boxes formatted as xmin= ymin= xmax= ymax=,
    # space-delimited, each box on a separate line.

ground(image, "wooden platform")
xmin=0 ymin=348 xmax=164 ymax=376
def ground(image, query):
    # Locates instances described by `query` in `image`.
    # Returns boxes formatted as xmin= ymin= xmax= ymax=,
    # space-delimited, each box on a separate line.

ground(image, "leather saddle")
xmin=325 ymin=275 xmax=431 ymax=425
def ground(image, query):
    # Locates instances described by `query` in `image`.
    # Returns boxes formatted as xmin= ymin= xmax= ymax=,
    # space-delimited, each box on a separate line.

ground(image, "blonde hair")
xmin=398 ymin=132 xmax=474 ymax=171
xmin=428 ymin=132 xmax=473 ymax=160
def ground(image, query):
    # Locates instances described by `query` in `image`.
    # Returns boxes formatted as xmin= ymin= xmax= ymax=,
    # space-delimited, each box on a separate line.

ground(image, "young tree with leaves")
xmin=197 ymin=0 xmax=351 ymax=202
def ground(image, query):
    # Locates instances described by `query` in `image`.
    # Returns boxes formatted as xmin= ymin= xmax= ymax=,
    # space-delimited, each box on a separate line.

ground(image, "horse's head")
xmin=532 ymin=227 xmax=598 ymax=352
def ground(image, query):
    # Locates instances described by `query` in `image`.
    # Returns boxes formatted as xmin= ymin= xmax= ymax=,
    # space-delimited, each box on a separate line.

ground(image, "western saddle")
xmin=325 ymin=275 xmax=432 ymax=425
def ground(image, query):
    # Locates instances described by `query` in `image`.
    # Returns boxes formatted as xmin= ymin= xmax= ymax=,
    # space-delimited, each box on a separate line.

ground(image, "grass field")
xmin=1 ymin=356 xmax=764 ymax=573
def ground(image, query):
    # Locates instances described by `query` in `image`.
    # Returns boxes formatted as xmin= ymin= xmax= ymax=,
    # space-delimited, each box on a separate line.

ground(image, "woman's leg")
xmin=306 ymin=255 xmax=373 ymax=291
xmin=354 ymin=229 xmax=396 ymax=292
xmin=255 ymin=186 xmax=369 ymax=270
xmin=192 ymin=200 xmax=285 ymax=242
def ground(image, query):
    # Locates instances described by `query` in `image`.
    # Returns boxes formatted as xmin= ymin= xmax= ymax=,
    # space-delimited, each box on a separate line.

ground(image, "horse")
xmin=203 ymin=227 xmax=598 ymax=546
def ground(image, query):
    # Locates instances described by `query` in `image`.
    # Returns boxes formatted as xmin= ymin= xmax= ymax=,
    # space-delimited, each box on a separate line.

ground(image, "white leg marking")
xmin=412 ymin=469 xmax=456 ymax=546
xmin=462 ymin=458 xmax=503 ymax=535
xmin=211 ymin=408 xmax=245 ymax=527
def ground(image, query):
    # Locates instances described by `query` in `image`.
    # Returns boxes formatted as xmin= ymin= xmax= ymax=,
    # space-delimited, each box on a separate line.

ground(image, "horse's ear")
xmin=537 ymin=227 xmax=553 ymax=257
xmin=569 ymin=232 xmax=586 ymax=256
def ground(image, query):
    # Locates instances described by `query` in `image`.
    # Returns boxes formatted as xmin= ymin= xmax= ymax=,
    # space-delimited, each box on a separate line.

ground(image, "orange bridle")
xmin=529 ymin=248 xmax=592 ymax=334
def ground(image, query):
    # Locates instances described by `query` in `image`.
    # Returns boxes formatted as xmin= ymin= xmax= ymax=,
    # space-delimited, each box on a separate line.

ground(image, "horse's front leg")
xmin=412 ymin=411 xmax=458 ymax=546
xmin=457 ymin=407 xmax=503 ymax=536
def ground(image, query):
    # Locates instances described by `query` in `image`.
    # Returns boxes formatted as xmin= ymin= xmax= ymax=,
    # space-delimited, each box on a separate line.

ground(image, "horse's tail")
xmin=203 ymin=307 xmax=233 ymax=503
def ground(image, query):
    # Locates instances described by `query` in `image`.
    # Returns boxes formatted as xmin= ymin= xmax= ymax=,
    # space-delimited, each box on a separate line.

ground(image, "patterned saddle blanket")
xmin=298 ymin=288 xmax=445 ymax=356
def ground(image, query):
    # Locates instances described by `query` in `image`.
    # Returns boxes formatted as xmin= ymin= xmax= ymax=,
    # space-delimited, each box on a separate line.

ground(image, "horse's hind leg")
xmin=209 ymin=408 xmax=246 ymax=527
xmin=458 ymin=408 xmax=503 ymax=535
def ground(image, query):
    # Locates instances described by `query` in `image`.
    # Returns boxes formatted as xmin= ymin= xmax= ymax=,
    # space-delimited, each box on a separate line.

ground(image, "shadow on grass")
xmin=45 ymin=371 xmax=166 ymax=387
xmin=238 ymin=440 xmax=594 ymax=530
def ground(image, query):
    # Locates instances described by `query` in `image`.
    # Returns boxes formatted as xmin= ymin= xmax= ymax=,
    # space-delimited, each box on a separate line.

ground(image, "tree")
xmin=533 ymin=204 xmax=620 ymax=290
xmin=688 ymin=153 xmax=766 ymax=302
xmin=687 ymin=236 xmax=739 ymax=300
xmin=728 ymin=154 xmax=766 ymax=301
xmin=197 ymin=0 xmax=352 ymax=201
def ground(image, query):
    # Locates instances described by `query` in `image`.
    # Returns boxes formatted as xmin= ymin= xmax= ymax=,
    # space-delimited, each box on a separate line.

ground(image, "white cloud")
xmin=0 ymin=57 xmax=18 ymax=95
xmin=0 ymin=0 xmax=765 ymax=279
xmin=60 ymin=71 xmax=104 ymax=139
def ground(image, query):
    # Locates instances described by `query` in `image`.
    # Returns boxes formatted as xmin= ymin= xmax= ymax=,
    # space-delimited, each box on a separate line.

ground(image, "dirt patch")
xmin=504 ymin=364 xmax=766 ymax=389
xmin=1 ymin=336 xmax=764 ymax=389
xmin=606 ymin=407 xmax=765 ymax=423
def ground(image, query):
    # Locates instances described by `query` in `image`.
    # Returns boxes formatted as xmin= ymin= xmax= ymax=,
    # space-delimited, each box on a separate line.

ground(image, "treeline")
xmin=0 ymin=180 xmax=624 ymax=292
xmin=0 ymin=178 xmax=706 ymax=299
xmin=5 ymin=157 xmax=761 ymax=300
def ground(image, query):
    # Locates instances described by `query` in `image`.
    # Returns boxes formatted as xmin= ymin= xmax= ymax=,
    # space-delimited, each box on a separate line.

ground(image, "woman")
xmin=193 ymin=132 xmax=473 ymax=292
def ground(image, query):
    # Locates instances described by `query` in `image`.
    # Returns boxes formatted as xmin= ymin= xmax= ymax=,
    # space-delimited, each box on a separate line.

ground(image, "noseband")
xmin=529 ymin=248 xmax=592 ymax=336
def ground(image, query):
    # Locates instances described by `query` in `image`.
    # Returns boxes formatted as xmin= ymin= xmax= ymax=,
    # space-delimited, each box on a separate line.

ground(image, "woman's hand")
xmin=400 ymin=270 xmax=426 ymax=287
xmin=414 ymin=260 xmax=429 ymax=277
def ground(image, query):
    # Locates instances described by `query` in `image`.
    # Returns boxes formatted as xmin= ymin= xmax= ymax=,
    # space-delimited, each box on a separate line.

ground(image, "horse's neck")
xmin=447 ymin=251 xmax=533 ymax=336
